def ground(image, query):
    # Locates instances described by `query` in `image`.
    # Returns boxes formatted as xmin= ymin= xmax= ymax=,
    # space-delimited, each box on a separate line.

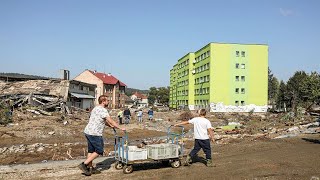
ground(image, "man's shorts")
xmin=85 ymin=134 xmax=104 ymax=155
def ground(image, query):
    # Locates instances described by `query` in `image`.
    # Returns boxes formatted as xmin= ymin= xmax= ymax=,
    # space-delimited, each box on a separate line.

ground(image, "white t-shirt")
xmin=188 ymin=117 xmax=212 ymax=140
xmin=84 ymin=106 xmax=110 ymax=136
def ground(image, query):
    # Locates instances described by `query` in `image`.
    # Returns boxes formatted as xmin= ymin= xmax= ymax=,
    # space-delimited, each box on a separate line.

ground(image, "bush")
xmin=0 ymin=103 xmax=12 ymax=125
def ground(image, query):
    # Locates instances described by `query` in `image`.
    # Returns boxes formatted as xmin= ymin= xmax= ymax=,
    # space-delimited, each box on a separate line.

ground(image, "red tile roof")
xmin=133 ymin=91 xmax=148 ymax=99
xmin=89 ymin=70 xmax=126 ymax=86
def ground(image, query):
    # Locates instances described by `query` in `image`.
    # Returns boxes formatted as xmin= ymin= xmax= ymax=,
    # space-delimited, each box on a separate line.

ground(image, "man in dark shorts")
xmin=78 ymin=95 xmax=125 ymax=176
xmin=174 ymin=109 xmax=214 ymax=167
xmin=123 ymin=108 xmax=131 ymax=124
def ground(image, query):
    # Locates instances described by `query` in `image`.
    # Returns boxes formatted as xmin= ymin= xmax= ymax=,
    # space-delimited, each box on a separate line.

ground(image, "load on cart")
xmin=113 ymin=125 xmax=185 ymax=174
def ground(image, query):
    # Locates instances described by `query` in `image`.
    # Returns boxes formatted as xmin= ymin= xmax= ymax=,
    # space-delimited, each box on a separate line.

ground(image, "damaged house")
xmin=67 ymin=80 xmax=96 ymax=110
xmin=0 ymin=78 xmax=97 ymax=120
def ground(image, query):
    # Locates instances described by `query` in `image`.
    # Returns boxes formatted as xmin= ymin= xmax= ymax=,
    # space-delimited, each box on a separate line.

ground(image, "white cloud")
xmin=279 ymin=8 xmax=294 ymax=17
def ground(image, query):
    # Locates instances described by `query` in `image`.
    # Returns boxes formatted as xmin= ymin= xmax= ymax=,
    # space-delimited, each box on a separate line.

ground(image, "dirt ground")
xmin=0 ymin=110 xmax=319 ymax=179
xmin=0 ymin=134 xmax=319 ymax=180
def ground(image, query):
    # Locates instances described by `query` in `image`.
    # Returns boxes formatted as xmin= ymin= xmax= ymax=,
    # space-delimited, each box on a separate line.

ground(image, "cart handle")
xmin=112 ymin=128 xmax=127 ymax=136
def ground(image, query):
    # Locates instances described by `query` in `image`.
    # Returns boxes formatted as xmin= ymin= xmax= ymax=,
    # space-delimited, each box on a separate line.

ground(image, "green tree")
xmin=268 ymin=68 xmax=279 ymax=108
xmin=147 ymin=86 xmax=170 ymax=105
xmin=148 ymin=87 xmax=157 ymax=105
xmin=301 ymin=71 xmax=320 ymax=110
xmin=276 ymin=80 xmax=289 ymax=111
xmin=286 ymin=71 xmax=308 ymax=114
xmin=157 ymin=87 xmax=170 ymax=105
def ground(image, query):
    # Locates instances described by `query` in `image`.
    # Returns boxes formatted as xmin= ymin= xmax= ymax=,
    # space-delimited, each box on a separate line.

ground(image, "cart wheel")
xmin=171 ymin=160 xmax=181 ymax=168
xmin=123 ymin=165 xmax=133 ymax=174
xmin=115 ymin=161 xmax=123 ymax=170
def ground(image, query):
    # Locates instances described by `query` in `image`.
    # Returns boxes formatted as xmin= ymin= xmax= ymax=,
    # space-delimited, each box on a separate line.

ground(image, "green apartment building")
xmin=169 ymin=43 xmax=268 ymax=112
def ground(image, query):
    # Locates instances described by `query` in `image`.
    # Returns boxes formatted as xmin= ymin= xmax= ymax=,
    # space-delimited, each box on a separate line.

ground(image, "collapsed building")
xmin=0 ymin=79 xmax=97 ymax=123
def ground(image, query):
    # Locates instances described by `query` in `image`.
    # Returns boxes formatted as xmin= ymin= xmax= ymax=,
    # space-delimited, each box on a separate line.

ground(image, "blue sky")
xmin=0 ymin=0 xmax=319 ymax=89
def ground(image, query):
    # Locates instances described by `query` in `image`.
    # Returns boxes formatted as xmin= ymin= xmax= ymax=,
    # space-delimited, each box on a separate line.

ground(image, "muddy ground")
xmin=1 ymin=134 xmax=319 ymax=180
xmin=0 ymin=109 xmax=319 ymax=179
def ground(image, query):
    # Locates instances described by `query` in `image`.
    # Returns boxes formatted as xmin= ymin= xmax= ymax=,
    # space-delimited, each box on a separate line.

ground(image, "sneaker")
xmin=206 ymin=159 xmax=213 ymax=167
xmin=78 ymin=162 xmax=91 ymax=176
xmin=185 ymin=155 xmax=192 ymax=166
xmin=90 ymin=167 xmax=101 ymax=174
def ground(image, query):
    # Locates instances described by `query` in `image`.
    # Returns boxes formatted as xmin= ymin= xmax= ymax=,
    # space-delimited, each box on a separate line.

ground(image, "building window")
xmin=236 ymin=63 xmax=240 ymax=69
xmin=241 ymin=64 xmax=245 ymax=69
xmin=235 ymin=76 xmax=239 ymax=81
xmin=241 ymin=88 xmax=245 ymax=94
xmin=236 ymin=51 xmax=239 ymax=57
xmin=207 ymin=51 xmax=210 ymax=56
xmin=235 ymin=101 xmax=239 ymax=106
xmin=241 ymin=76 xmax=245 ymax=81
xmin=241 ymin=51 xmax=245 ymax=57
xmin=241 ymin=101 xmax=245 ymax=106
xmin=235 ymin=88 xmax=239 ymax=94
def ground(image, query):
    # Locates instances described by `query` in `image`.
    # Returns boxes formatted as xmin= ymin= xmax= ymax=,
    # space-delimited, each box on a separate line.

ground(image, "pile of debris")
xmin=0 ymin=80 xmax=70 ymax=123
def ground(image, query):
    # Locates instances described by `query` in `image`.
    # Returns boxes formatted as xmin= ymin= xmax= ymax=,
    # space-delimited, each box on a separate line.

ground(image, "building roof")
xmin=70 ymin=80 xmax=96 ymax=88
xmin=124 ymin=94 xmax=134 ymax=103
xmin=70 ymin=92 xmax=95 ymax=99
xmin=0 ymin=73 xmax=51 ymax=82
xmin=132 ymin=91 xmax=148 ymax=99
xmin=88 ymin=70 xmax=126 ymax=86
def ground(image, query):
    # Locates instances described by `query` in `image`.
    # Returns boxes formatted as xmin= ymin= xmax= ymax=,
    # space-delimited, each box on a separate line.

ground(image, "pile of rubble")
xmin=0 ymin=80 xmax=70 ymax=122
xmin=273 ymin=121 xmax=320 ymax=139
xmin=0 ymin=142 xmax=85 ymax=163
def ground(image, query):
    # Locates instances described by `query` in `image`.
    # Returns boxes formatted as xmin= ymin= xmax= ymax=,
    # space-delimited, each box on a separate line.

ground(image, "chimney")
xmin=60 ymin=69 xmax=70 ymax=80
xmin=93 ymin=70 xmax=97 ymax=74
xmin=107 ymin=73 xmax=111 ymax=76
